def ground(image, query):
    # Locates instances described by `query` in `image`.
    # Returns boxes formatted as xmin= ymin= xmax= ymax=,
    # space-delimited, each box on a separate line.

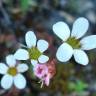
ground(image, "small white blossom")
xmin=14 ymin=31 xmax=49 ymax=66
xmin=0 ymin=55 xmax=28 ymax=89
xmin=53 ymin=17 xmax=96 ymax=65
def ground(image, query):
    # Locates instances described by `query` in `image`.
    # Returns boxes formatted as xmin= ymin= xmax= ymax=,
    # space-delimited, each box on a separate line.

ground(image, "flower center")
xmin=8 ymin=67 xmax=17 ymax=76
xmin=28 ymin=47 xmax=42 ymax=60
xmin=66 ymin=37 xmax=81 ymax=49
xmin=38 ymin=67 xmax=43 ymax=74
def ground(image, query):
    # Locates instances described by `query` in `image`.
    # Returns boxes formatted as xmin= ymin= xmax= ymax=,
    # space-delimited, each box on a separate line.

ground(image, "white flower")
xmin=53 ymin=17 xmax=96 ymax=65
xmin=14 ymin=31 xmax=49 ymax=66
xmin=0 ymin=55 xmax=28 ymax=89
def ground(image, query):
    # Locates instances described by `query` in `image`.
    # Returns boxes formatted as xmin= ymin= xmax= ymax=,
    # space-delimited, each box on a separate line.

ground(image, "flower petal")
xmin=80 ymin=35 xmax=96 ymax=50
xmin=14 ymin=74 xmax=26 ymax=89
xmin=25 ymin=31 xmax=37 ymax=48
xmin=6 ymin=55 xmax=16 ymax=67
xmin=1 ymin=74 xmax=13 ymax=89
xmin=17 ymin=64 xmax=28 ymax=73
xmin=53 ymin=21 xmax=70 ymax=41
xmin=71 ymin=17 xmax=89 ymax=39
xmin=33 ymin=64 xmax=48 ymax=79
xmin=73 ymin=49 xmax=89 ymax=65
xmin=38 ymin=55 xmax=49 ymax=63
xmin=14 ymin=49 xmax=29 ymax=60
xmin=31 ymin=60 xmax=38 ymax=66
xmin=0 ymin=63 xmax=8 ymax=74
xmin=56 ymin=43 xmax=73 ymax=62
xmin=37 ymin=40 xmax=49 ymax=53
xmin=44 ymin=74 xmax=50 ymax=86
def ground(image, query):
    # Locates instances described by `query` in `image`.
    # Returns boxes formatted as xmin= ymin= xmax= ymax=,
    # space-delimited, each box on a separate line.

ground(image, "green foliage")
xmin=68 ymin=80 xmax=88 ymax=92
xmin=20 ymin=0 xmax=30 ymax=12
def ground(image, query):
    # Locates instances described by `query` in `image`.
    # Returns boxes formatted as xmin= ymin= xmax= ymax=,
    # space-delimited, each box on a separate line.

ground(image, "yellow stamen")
xmin=8 ymin=67 xmax=17 ymax=76
xmin=28 ymin=47 xmax=42 ymax=60
xmin=66 ymin=37 xmax=81 ymax=49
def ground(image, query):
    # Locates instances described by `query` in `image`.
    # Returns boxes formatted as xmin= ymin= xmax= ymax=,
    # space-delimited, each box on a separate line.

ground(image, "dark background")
xmin=0 ymin=0 xmax=96 ymax=96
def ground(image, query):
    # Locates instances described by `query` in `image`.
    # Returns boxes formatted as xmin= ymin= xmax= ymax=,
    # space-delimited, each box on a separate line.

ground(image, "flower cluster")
xmin=33 ymin=59 xmax=56 ymax=87
xmin=0 ymin=17 xmax=96 ymax=90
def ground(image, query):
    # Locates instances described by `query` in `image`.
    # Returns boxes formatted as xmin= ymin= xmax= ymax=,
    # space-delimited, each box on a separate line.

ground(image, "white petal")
xmin=56 ymin=43 xmax=73 ymax=62
xmin=25 ymin=31 xmax=37 ymax=48
xmin=17 ymin=64 xmax=28 ymax=73
xmin=0 ymin=63 xmax=8 ymax=74
xmin=1 ymin=74 xmax=13 ymax=89
xmin=71 ymin=17 xmax=89 ymax=39
xmin=6 ymin=55 xmax=16 ymax=67
xmin=14 ymin=49 xmax=29 ymax=60
xmin=73 ymin=49 xmax=89 ymax=65
xmin=38 ymin=55 xmax=49 ymax=63
xmin=80 ymin=35 xmax=96 ymax=50
xmin=14 ymin=74 xmax=26 ymax=89
xmin=53 ymin=21 xmax=70 ymax=41
xmin=31 ymin=60 xmax=38 ymax=66
xmin=37 ymin=40 xmax=49 ymax=53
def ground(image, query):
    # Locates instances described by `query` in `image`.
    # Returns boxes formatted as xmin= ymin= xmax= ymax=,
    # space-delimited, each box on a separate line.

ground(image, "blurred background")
xmin=0 ymin=0 xmax=96 ymax=96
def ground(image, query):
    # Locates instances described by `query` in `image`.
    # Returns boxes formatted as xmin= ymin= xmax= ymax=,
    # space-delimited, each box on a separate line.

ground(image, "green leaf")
xmin=75 ymin=81 xmax=88 ymax=92
xmin=20 ymin=0 xmax=30 ymax=12
xmin=69 ymin=80 xmax=88 ymax=92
